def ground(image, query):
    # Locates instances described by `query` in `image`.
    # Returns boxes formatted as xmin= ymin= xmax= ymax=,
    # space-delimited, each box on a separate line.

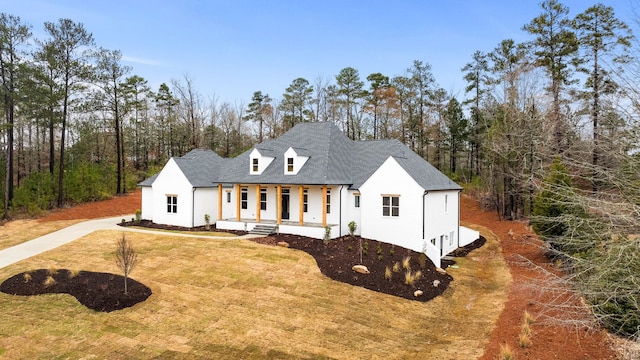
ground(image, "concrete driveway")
xmin=0 ymin=216 xmax=259 ymax=269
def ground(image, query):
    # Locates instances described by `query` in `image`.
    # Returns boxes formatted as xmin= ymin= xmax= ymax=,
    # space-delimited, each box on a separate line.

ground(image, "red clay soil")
xmin=28 ymin=189 xmax=616 ymax=358
xmin=462 ymin=195 xmax=616 ymax=360
xmin=37 ymin=190 xmax=142 ymax=222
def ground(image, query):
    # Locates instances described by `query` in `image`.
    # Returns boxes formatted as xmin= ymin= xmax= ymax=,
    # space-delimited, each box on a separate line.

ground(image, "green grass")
xmin=0 ymin=226 xmax=511 ymax=359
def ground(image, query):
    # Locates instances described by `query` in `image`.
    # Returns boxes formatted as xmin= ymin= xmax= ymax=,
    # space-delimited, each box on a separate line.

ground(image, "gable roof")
xmin=139 ymin=122 xmax=461 ymax=191
xmin=219 ymin=122 xmax=461 ymax=191
xmin=139 ymin=149 xmax=225 ymax=188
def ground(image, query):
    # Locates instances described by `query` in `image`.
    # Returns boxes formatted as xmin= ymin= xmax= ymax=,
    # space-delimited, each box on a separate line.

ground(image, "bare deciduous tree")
xmin=115 ymin=234 xmax=137 ymax=294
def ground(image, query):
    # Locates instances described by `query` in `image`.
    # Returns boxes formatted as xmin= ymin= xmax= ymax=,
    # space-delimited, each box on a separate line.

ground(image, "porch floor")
xmin=219 ymin=218 xmax=336 ymax=228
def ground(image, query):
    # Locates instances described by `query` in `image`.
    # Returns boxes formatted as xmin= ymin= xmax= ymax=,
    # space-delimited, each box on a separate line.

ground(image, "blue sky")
xmin=2 ymin=0 xmax=634 ymax=105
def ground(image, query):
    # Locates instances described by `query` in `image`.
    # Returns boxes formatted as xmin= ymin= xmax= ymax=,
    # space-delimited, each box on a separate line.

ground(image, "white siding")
xmin=140 ymin=186 xmax=154 ymax=220
xmin=359 ymin=157 xmax=424 ymax=253
xmin=424 ymin=190 xmax=460 ymax=259
xmin=343 ymin=189 xmax=362 ymax=236
xmin=193 ymin=188 xmax=217 ymax=227
xmin=149 ymin=159 xmax=194 ymax=228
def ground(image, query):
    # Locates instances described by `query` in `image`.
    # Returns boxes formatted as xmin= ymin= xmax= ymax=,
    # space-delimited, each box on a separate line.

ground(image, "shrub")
xmin=135 ymin=210 xmax=142 ymax=223
xmin=518 ymin=333 xmax=531 ymax=348
xmin=348 ymin=221 xmax=357 ymax=237
xmin=414 ymin=270 xmax=422 ymax=281
xmin=392 ymin=262 xmax=401 ymax=273
xmin=323 ymin=226 xmax=331 ymax=245
xmin=523 ymin=310 xmax=534 ymax=325
xmin=23 ymin=273 xmax=31 ymax=283
xmin=68 ymin=269 xmax=81 ymax=278
xmin=402 ymin=256 xmax=411 ymax=271
xmin=499 ymin=344 xmax=514 ymax=360
xmin=384 ymin=266 xmax=392 ymax=280
xmin=404 ymin=271 xmax=415 ymax=286
xmin=418 ymin=253 xmax=427 ymax=269
xmin=44 ymin=276 xmax=56 ymax=287
xmin=378 ymin=255 xmax=383 ymax=261
xmin=204 ymin=214 xmax=211 ymax=230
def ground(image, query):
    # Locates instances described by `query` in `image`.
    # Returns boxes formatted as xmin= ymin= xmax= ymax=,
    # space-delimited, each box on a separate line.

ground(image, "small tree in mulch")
xmin=115 ymin=234 xmax=138 ymax=294
xmin=348 ymin=221 xmax=361 ymax=263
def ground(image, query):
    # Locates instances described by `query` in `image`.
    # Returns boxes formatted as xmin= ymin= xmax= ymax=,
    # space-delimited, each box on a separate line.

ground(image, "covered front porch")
xmin=215 ymin=183 xmax=344 ymax=239
xmin=216 ymin=218 xmax=340 ymax=239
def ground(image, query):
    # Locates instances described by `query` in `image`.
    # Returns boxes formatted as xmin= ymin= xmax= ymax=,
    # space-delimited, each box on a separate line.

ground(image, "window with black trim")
xmin=241 ymin=187 xmax=248 ymax=209
xmin=260 ymin=188 xmax=267 ymax=210
xmin=303 ymin=189 xmax=308 ymax=212
xmin=326 ymin=189 xmax=331 ymax=214
xmin=354 ymin=194 xmax=360 ymax=208
xmin=287 ymin=157 xmax=294 ymax=172
xmin=252 ymin=158 xmax=259 ymax=172
xmin=226 ymin=192 xmax=231 ymax=203
xmin=382 ymin=195 xmax=399 ymax=217
xmin=167 ymin=195 xmax=177 ymax=213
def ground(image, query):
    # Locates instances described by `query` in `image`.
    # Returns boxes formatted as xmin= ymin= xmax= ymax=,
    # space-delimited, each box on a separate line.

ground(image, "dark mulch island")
xmin=252 ymin=233 xmax=486 ymax=302
xmin=0 ymin=269 xmax=152 ymax=312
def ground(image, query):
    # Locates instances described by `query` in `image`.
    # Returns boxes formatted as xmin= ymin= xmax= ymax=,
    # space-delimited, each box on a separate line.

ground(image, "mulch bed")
xmin=253 ymin=233 xmax=486 ymax=302
xmin=0 ymin=269 xmax=152 ymax=312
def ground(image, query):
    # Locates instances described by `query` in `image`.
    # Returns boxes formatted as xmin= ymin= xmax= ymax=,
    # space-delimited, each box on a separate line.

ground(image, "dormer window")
xmin=284 ymin=147 xmax=309 ymax=175
xmin=250 ymin=148 xmax=274 ymax=175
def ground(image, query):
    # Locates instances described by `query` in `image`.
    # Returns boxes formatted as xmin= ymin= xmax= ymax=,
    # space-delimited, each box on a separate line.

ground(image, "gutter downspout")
xmin=457 ymin=190 xmax=461 ymax=247
xmin=423 ymin=191 xmax=428 ymax=240
xmin=339 ymin=185 xmax=344 ymax=237
xmin=192 ymin=187 xmax=196 ymax=228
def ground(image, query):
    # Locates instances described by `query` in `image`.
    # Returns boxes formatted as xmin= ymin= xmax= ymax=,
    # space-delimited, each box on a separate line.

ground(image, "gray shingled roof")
xmin=218 ymin=122 xmax=461 ymax=191
xmin=139 ymin=123 xmax=461 ymax=191
xmin=138 ymin=149 xmax=225 ymax=188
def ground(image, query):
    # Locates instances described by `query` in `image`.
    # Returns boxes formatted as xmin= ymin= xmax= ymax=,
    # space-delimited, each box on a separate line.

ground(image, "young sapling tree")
xmin=115 ymin=234 xmax=138 ymax=294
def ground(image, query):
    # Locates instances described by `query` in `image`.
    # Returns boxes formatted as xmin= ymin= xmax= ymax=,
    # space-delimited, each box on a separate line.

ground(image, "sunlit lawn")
xmin=0 ymin=224 xmax=510 ymax=359
xmin=0 ymin=219 xmax=81 ymax=249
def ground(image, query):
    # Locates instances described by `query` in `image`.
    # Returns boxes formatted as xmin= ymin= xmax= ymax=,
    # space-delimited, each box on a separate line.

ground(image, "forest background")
xmin=1 ymin=0 xmax=640 ymax=339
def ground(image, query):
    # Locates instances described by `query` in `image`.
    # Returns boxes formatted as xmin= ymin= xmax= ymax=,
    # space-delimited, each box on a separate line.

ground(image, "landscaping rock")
xmin=352 ymin=265 xmax=370 ymax=274
xmin=277 ymin=241 xmax=289 ymax=248
xmin=436 ymin=267 xmax=447 ymax=275
xmin=414 ymin=290 xmax=424 ymax=297
xmin=433 ymin=279 xmax=441 ymax=287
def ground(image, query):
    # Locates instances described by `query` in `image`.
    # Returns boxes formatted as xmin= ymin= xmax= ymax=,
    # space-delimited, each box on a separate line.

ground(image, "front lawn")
xmin=0 ymin=225 xmax=509 ymax=359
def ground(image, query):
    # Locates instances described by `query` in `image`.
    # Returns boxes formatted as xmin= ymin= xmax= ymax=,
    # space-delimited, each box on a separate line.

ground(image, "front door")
xmin=281 ymin=189 xmax=290 ymax=220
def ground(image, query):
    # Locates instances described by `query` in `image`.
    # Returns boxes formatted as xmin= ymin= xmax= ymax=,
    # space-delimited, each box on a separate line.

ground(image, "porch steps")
xmin=249 ymin=224 xmax=277 ymax=236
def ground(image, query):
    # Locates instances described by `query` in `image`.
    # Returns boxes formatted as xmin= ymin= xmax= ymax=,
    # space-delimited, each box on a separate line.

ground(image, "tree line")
xmin=2 ymin=1 xmax=640 ymax=337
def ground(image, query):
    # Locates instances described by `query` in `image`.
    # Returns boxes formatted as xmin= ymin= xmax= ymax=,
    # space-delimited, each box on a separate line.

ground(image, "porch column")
xmin=217 ymin=184 xmax=222 ymax=220
xmin=277 ymin=185 xmax=282 ymax=225
xmin=256 ymin=184 xmax=261 ymax=223
xmin=298 ymin=186 xmax=304 ymax=225
xmin=236 ymin=184 xmax=241 ymax=221
xmin=322 ymin=185 xmax=327 ymax=227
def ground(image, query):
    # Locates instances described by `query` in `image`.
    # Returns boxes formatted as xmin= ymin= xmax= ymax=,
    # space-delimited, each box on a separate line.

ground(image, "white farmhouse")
xmin=139 ymin=122 xmax=479 ymax=268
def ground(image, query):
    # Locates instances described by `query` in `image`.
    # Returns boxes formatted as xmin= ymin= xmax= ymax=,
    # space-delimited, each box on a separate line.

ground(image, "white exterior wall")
xmin=150 ymin=159 xmax=195 ymax=228
xmin=140 ymin=186 xmax=154 ymax=220
xmin=359 ymin=157 xmax=425 ymax=253
xmin=193 ymin=188 xmax=217 ymax=227
xmin=424 ymin=190 xmax=460 ymax=258
xmin=340 ymin=188 xmax=360 ymax=237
